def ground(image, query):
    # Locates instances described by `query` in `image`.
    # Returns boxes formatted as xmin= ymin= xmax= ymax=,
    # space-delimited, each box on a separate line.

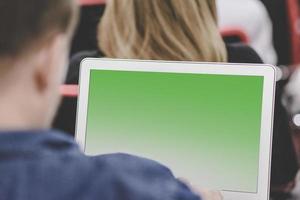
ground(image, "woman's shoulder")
xmin=66 ymin=45 xmax=264 ymax=84
xmin=226 ymin=43 xmax=263 ymax=64
xmin=66 ymin=50 xmax=103 ymax=84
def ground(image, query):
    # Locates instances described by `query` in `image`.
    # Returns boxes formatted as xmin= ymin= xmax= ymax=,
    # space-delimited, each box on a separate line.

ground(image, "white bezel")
xmin=76 ymin=58 xmax=276 ymax=200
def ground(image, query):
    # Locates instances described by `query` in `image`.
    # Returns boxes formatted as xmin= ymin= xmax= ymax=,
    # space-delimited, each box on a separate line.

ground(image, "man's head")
xmin=0 ymin=0 xmax=78 ymax=130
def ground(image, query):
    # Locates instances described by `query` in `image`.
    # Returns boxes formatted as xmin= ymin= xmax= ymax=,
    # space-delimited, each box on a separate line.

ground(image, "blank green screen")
xmin=85 ymin=69 xmax=264 ymax=193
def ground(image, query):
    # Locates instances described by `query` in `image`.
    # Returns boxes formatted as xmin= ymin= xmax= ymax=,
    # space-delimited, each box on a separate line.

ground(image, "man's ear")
xmin=33 ymin=34 xmax=67 ymax=94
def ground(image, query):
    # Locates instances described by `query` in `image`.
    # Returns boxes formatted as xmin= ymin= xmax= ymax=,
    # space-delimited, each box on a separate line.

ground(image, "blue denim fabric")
xmin=0 ymin=130 xmax=201 ymax=200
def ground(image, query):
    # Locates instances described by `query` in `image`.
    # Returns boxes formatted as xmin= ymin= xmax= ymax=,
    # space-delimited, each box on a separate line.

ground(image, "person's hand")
xmin=180 ymin=179 xmax=223 ymax=200
xmin=195 ymin=188 xmax=223 ymax=200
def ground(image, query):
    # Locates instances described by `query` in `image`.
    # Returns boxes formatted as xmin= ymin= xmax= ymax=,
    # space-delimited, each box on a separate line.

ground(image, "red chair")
xmin=286 ymin=0 xmax=300 ymax=67
xmin=78 ymin=0 xmax=106 ymax=6
xmin=220 ymin=27 xmax=250 ymax=44
xmin=60 ymin=85 xmax=79 ymax=98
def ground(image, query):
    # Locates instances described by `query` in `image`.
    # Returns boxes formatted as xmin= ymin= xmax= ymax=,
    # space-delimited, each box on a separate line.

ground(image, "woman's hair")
xmin=0 ymin=0 xmax=78 ymax=57
xmin=98 ymin=0 xmax=227 ymax=62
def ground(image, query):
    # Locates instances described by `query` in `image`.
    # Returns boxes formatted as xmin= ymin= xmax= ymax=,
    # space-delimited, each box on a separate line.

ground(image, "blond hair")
xmin=98 ymin=0 xmax=227 ymax=62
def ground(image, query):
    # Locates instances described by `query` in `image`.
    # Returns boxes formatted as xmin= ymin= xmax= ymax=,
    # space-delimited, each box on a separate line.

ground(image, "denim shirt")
xmin=0 ymin=130 xmax=201 ymax=200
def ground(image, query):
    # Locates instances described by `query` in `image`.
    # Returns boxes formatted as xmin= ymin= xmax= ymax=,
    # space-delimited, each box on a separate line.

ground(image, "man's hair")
xmin=0 ymin=0 xmax=77 ymax=57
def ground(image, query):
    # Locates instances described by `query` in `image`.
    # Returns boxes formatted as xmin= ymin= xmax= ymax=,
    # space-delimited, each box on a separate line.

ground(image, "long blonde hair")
xmin=98 ymin=0 xmax=227 ymax=62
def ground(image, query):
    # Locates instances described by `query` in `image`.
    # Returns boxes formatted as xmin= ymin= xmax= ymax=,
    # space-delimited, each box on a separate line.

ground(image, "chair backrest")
xmin=220 ymin=27 xmax=250 ymax=44
xmin=286 ymin=0 xmax=300 ymax=67
xmin=70 ymin=3 xmax=106 ymax=56
xmin=60 ymin=85 xmax=79 ymax=97
xmin=79 ymin=0 xmax=106 ymax=6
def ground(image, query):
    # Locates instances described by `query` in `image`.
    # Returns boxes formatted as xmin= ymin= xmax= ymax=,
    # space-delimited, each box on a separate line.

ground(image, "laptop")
xmin=76 ymin=59 xmax=276 ymax=200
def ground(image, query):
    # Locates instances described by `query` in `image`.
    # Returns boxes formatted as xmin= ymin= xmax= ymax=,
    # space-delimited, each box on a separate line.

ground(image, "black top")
xmin=0 ymin=130 xmax=200 ymax=200
xmin=65 ymin=43 xmax=263 ymax=85
xmin=53 ymin=43 xmax=298 ymax=187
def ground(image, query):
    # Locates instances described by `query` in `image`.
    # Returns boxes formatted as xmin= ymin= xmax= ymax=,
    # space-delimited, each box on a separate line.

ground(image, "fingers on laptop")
xmin=197 ymin=189 xmax=223 ymax=200
xmin=179 ymin=179 xmax=223 ymax=200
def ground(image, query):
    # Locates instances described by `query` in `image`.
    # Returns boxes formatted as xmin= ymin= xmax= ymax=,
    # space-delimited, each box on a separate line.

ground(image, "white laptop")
xmin=76 ymin=59 xmax=276 ymax=200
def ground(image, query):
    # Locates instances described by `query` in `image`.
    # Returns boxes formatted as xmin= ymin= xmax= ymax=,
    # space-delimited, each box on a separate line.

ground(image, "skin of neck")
xmin=0 ymin=59 xmax=50 ymax=131
xmin=0 ymin=34 xmax=69 ymax=132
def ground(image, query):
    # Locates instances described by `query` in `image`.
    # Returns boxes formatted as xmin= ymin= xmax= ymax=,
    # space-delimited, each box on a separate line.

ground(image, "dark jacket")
xmin=0 ymin=130 xmax=201 ymax=200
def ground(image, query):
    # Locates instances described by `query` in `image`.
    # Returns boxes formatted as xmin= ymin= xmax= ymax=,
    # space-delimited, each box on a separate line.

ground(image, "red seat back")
xmin=220 ymin=27 xmax=249 ymax=44
xmin=60 ymin=85 xmax=79 ymax=97
xmin=286 ymin=0 xmax=300 ymax=67
xmin=79 ymin=0 xmax=106 ymax=6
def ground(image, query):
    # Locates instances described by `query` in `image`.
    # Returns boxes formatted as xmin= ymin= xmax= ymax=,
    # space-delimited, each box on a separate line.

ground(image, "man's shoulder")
xmin=90 ymin=153 xmax=200 ymax=200
xmin=42 ymin=151 xmax=200 ymax=200
xmin=0 ymin=131 xmax=200 ymax=200
xmin=38 ymin=152 xmax=199 ymax=200
xmin=92 ymin=153 xmax=174 ymax=179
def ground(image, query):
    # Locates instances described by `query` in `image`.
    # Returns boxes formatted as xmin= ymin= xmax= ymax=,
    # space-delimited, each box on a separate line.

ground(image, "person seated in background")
xmin=65 ymin=0 xmax=264 ymax=83
xmin=53 ymin=0 xmax=299 ymax=195
xmin=259 ymin=0 xmax=296 ymax=66
xmin=216 ymin=0 xmax=277 ymax=65
xmin=54 ymin=0 xmax=263 ymax=134
xmin=0 ymin=0 xmax=222 ymax=200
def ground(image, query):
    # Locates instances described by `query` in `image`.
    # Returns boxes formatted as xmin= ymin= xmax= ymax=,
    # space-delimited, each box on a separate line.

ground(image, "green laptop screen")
xmin=85 ymin=69 xmax=264 ymax=193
